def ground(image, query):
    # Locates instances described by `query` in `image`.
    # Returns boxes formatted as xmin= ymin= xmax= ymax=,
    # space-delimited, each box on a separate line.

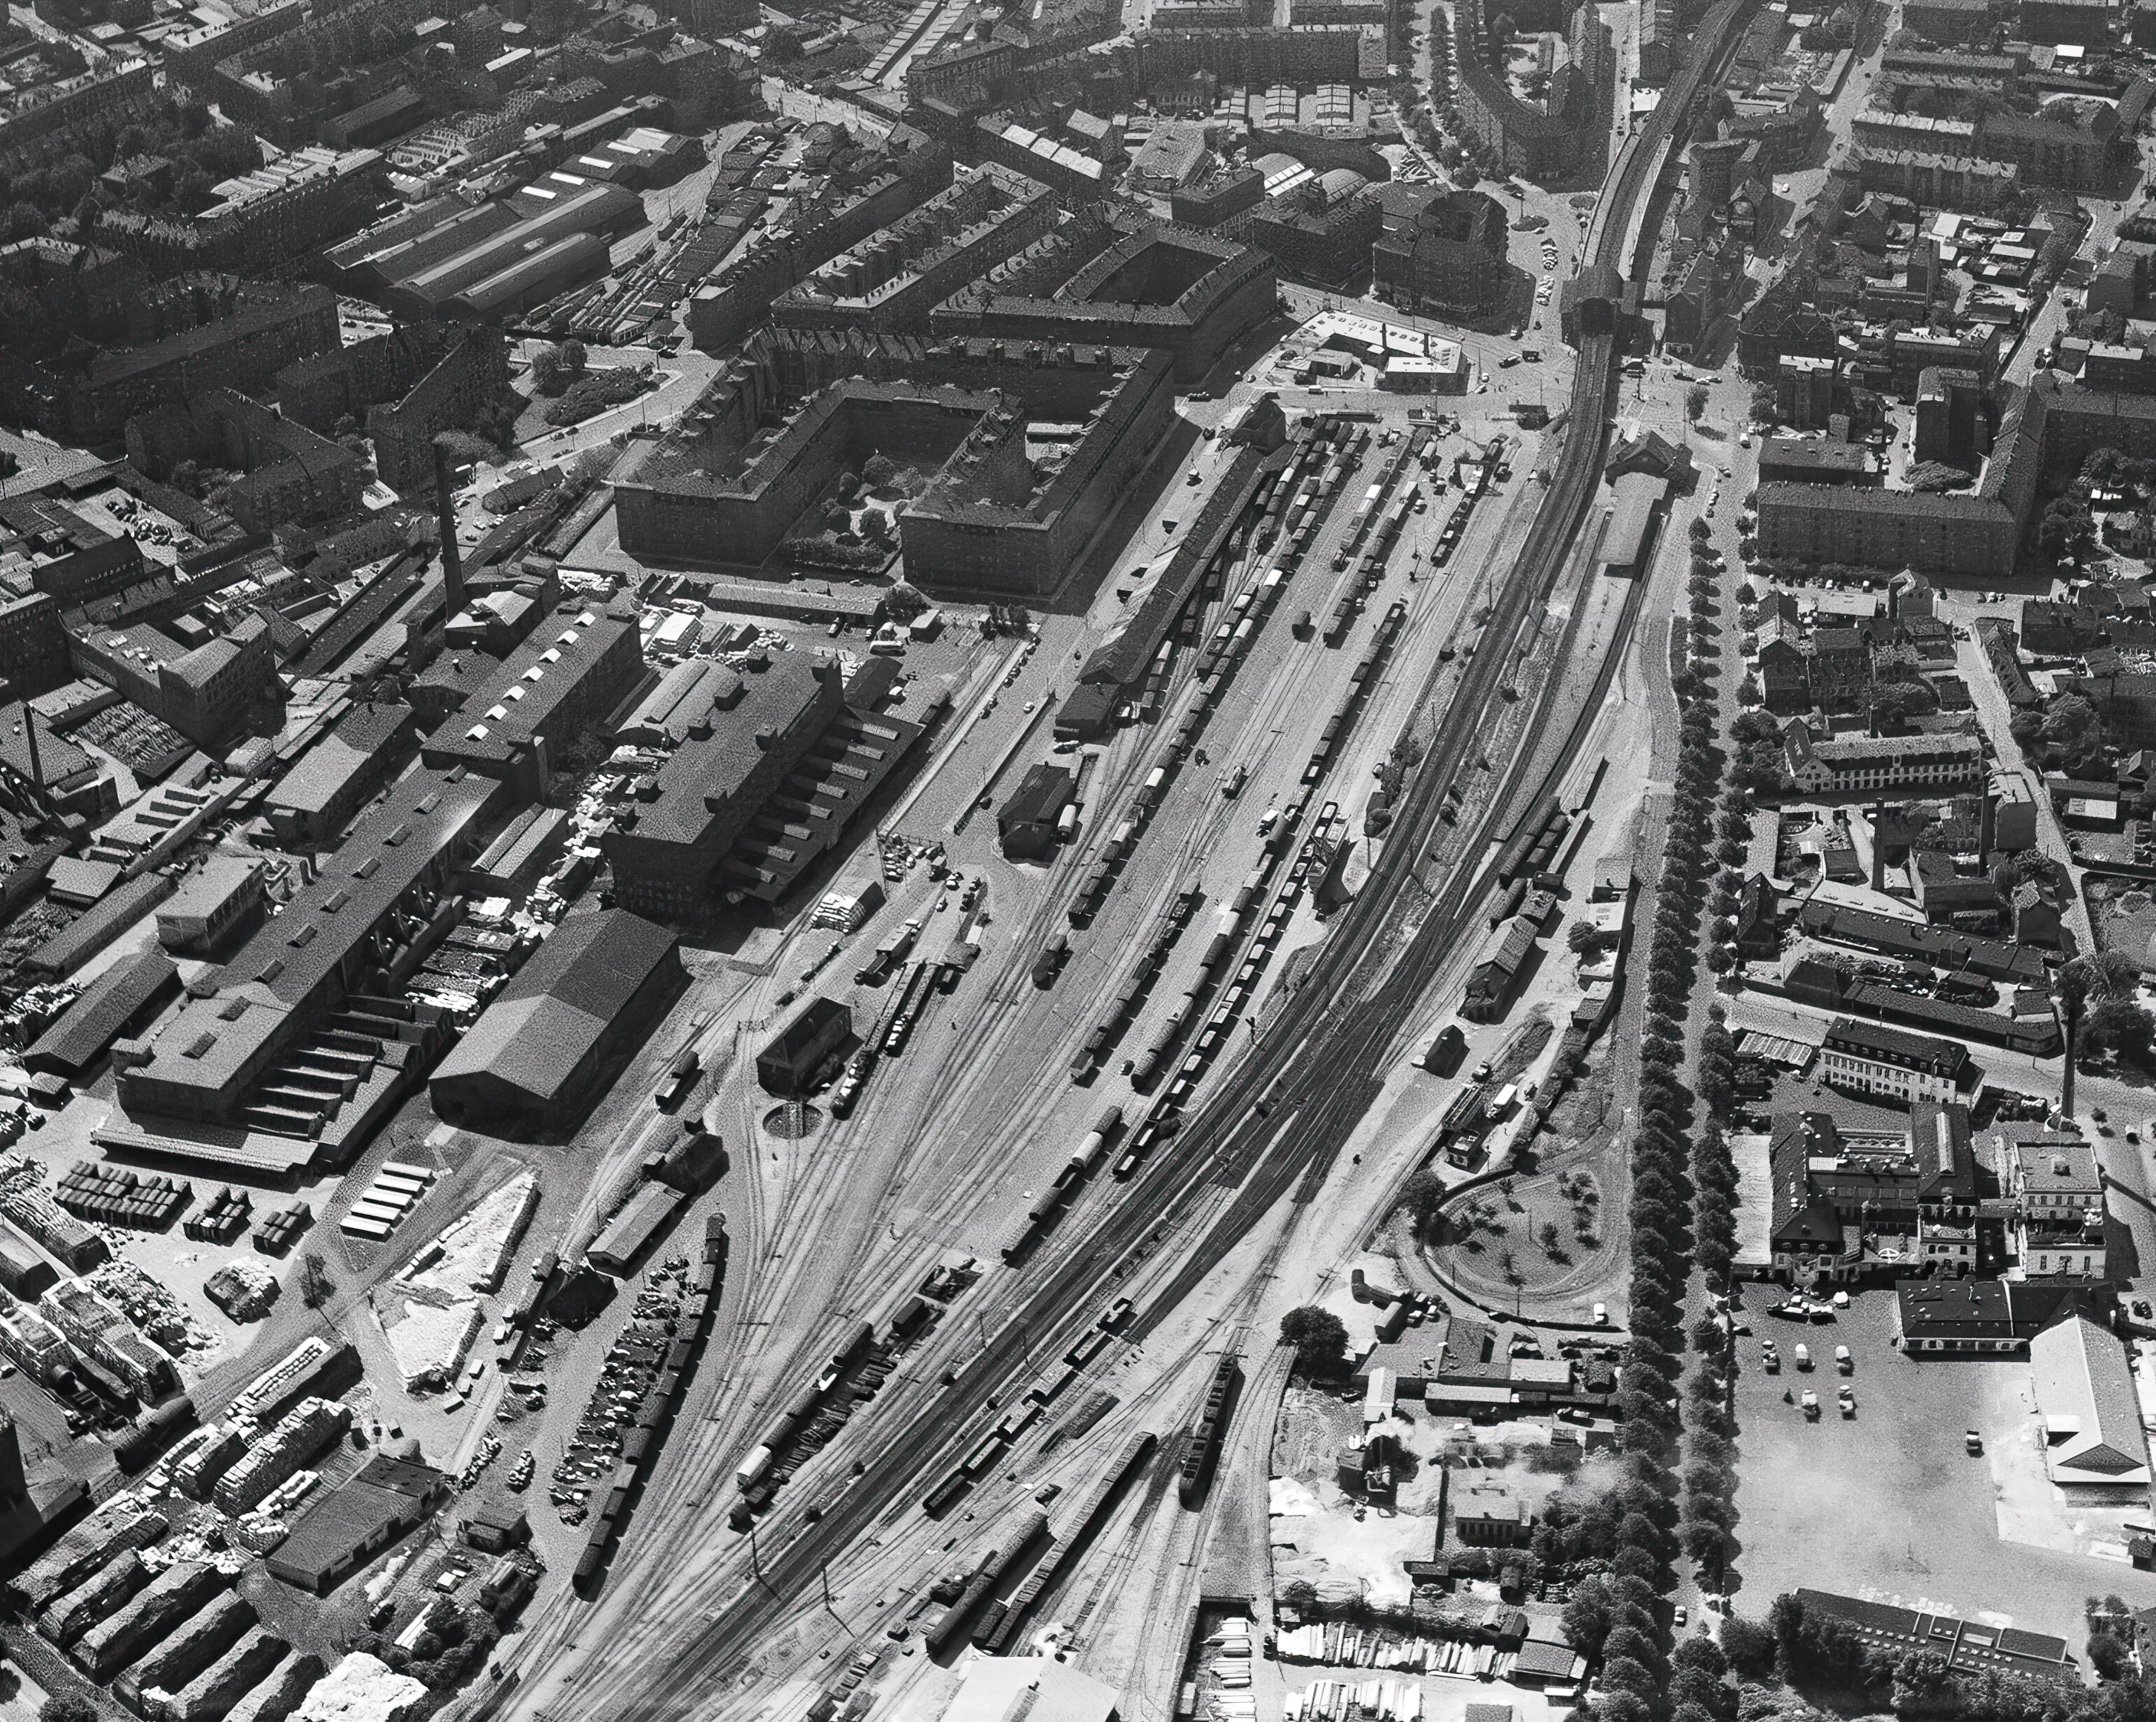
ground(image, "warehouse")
xmin=381 ymin=182 xmax=641 ymax=319
xmin=430 ymin=909 xmax=683 ymax=1134
xmin=587 ymin=1181 xmax=685 ymax=1276
xmin=24 ymin=950 xmax=177 ymax=1078
xmin=266 ymin=1456 xmax=450 ymax=1594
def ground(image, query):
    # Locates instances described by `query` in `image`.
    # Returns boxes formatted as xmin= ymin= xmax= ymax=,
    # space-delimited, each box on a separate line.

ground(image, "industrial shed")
xmin=1599 ymin=472 xmax=1668 ymax=577
xmin=430 ymin=909 xmax=683 ymax=1133
xmin=266 ymin=1458 xmax=449 ymax=1595
xmin=24 ymin=950 xmax=178 ymax=1077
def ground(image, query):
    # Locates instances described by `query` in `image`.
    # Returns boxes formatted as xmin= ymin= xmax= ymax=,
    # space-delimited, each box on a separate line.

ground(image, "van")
xmin=1794 ymin=1345 xmax=1812 ymax=1371
xmin=1835 ymin=1346 xmax=1852 ymax=1373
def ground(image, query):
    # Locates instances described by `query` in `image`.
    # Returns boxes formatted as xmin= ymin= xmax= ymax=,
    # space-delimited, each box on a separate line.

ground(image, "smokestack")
xmin=7 ymin=682 xmax=41 ymax=807
xmin=1871 ymin=800 xmax=1888 ymax=891
xmin=433 ymin=436 xmax=464 ymax=625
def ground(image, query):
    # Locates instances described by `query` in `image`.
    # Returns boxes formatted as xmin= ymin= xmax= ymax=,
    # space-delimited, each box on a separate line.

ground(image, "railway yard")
xmin=10 ymin=0 xmax=2097 ymax=1700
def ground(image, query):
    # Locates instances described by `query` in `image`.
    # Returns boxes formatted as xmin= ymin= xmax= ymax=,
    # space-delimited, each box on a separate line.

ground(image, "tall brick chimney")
xmin=1871 ymin=800 xmax=1889 ymax=891
xmin=433 ymin=436 xmax=464 ymax=625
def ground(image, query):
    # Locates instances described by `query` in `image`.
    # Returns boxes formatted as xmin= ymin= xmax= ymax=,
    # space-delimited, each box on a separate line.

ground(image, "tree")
xmin=299 ymin=1251 xmax=336 ymax=1309
xmin=531 ymin=345 xmax=564 ymax=394
xmin=1687 ymin=384 xmax=1710 ymax=423
xmin=1400 ymin=1169 xmax=1449 ymax=1237
xmin=41 ymin=1698 xmax=96 ymax=1722
xmin=1563 ymin=1576 xmax=1613 ymax=1655
xmin=1673 ymin=1637 xmax=1729 ymax=1681
xmin=1569 ymin=920 xmax=1606 ymax=956
xmin=1720 ymin=1614 xmax=1776 ymax=1678
xmin=1279 ymin=1305 xmax=1348 ymax=1371
xmin=1603 ymin=1655 xmax=1661 ymax=1704
xmin=2059 ymin=950 xmax=2141 ymax=1110
xmin=559 ymin=338 xmax=587 ymax=377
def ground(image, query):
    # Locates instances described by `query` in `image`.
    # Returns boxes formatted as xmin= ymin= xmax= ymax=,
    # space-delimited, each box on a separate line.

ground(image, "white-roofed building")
xmin=2029 ymin=1314 xmax=2151 ymax=1489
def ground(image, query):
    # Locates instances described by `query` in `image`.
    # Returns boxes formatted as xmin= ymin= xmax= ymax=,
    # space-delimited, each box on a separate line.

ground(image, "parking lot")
xmin=1731 ymin=1290 xmax=2151 ymax=1654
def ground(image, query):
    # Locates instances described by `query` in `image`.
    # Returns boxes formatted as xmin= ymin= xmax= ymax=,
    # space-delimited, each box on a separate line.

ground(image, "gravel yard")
xmin=1730 ymin=1289 xmax=2149 ymax=1655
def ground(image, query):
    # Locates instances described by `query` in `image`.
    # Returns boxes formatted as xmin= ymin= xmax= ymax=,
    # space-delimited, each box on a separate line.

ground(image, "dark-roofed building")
xmin=24 ymin=951 xmax=177 ymax=1078
xmin=1820 ymin=1016 xmax=1970 ymax=1103
xmin=1795 ymin=897 xmax=2047 ymax=984
xmin=1757 ymin=436 xmax=1881 ymax=486
xmin=1788 ymin=1590 xmax=2074 ymax=1680
xmin=429 ymin=910 xmax=683 ymax=1133
xmin=935 ymin=224 xmax=1276 ymax=384
xmin=1462 ymin=916 xmax=1538 ymax=1021
xmin=601 ymin=655 xmax=922 ymax=913
xmin=997 ymin=763 xmax=1073 ymax=858
xmin=1372 ymin=188 xmax=1514 ymax=318
xmin=265 ymin=1456 xmax=450 ymax=1593
xmin=1766 ymin=1103 xmax=1981 ymax=1281
xmin=1894 ymin=1276 xmax=2106 ymax=1352
xmin=264 ymin=703 xmax=416 ymax=848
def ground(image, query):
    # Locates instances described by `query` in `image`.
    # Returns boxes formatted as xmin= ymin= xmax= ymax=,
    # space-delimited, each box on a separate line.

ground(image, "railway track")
xmin=524 ymin=9 xmax=1758 ymax=1711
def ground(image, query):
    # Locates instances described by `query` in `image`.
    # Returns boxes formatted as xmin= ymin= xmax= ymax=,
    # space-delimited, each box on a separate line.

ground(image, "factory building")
xmin=430 ymin=909 xmax=684 ymax=1133
xmin=416 ymin=600 xmax=646 ymax=799
xmin=600 ymin=655 xmax=922 ymax=915
xmin=265 ymin=703 xmax=417 ymax=849
xmin=108 ymin=764 xmax=509 ymax=1169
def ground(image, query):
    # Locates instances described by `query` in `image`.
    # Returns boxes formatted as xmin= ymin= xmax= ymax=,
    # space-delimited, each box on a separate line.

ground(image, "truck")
xmin=854 ymin=918 xmax=921 ymax=985
xmin=1485 ymin=1083 xmax=1517 ymax=1120
xmin=1217 ymin=763 xmax=1246 ymax=799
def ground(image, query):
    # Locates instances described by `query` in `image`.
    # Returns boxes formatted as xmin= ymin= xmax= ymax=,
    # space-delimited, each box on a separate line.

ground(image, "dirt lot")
xmin=1730 ymin=1289 xmax=2152 ymax=1654
xmin=2087 ymin=874 xmax=2156 ymax=962
xmin=1272 ymin=1392 xmax=1612 ymax=1610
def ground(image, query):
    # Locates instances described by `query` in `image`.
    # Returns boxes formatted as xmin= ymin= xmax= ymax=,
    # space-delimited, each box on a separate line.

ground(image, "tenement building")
xmin=1454 ymin=0 xmax=1613 ymax=181
xmin=613 ymin=334 xmax=1175 ymax=600
xmin=929 ymin=224 xmax=1276 ymax=383
xmin=1372 ymin=188 xmax=1513 ymax=316
xmin=772 ymin=164 xmax=1059 ymax=335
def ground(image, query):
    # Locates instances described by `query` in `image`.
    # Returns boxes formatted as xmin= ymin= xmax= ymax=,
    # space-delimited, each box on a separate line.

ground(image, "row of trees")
xmin=1684 ymin=548 xmax=1749 ymax=1591
xmin=1576 ymin=521 xmax=1737 ymax=1722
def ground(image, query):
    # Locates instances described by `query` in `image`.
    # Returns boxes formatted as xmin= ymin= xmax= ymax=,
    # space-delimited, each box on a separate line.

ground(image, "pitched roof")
xmin=2030 ymin=1314 xmax=2150 ymax=1483
xmin=430 ymin=909 xmax=678 ymax=1107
